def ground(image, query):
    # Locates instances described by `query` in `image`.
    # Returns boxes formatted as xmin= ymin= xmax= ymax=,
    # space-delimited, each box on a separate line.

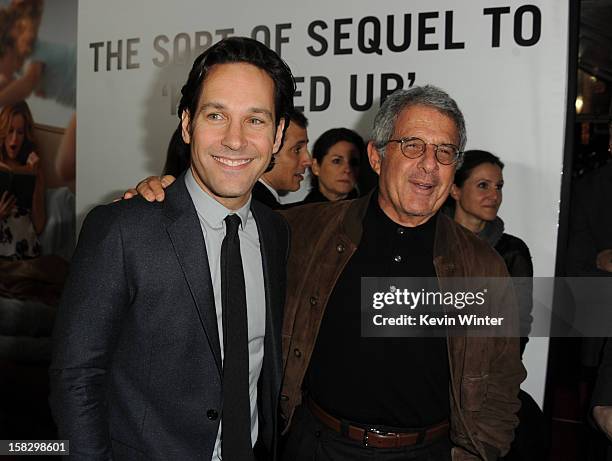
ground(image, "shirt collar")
xmin=367 ymin=190 xmax=437 ymax=235
xmin=258 ymin=178 xmax=280 ymax=202
xmin=185 ymin=168 xmax=251 ymax=230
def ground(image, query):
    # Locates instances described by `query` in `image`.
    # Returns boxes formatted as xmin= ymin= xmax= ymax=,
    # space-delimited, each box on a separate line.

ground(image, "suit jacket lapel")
xmin=252 ymin=202 xmax=284 ymax=381
xmin=163 ymin=175 xmax=222 ymax=377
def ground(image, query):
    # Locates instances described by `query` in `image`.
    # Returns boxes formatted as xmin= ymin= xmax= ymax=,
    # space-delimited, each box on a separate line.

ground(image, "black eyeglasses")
xmin=386 ymin=137 xmax=461 ymax=165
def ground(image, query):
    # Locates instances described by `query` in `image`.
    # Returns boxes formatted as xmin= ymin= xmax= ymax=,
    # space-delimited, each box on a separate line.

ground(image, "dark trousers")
xmin=281 ymin=404 xmax=452 ymax=461
xmin=501 ymin=390 xmax=548 ymax=460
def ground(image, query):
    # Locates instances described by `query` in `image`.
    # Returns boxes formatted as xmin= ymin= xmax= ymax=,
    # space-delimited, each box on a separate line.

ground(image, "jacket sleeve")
xmin=475 ymin=265 xmax=526 ymax=460
xmin=449 ymin=254 xmax=525 ymax=461
xmin=49 ymin=205 xmax=131 ymax=460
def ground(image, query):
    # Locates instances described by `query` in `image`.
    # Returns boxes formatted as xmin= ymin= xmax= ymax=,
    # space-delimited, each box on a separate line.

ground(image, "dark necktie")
xmin=221 ymin=214 xmax=254 ymax=460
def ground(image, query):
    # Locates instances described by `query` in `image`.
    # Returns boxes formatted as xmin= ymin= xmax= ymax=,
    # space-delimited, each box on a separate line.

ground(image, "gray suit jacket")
xmin=49 ymin=175 xmax=289 ymax=460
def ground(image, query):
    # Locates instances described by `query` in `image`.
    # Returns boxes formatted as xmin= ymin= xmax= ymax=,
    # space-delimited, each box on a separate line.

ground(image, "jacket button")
xmin=394 ymin=255 xmax=402 ymax=262
xmin=336 ymin=243 xmax=345 ymax=253
xmin=397 ymin=227 xmax=405 ymax=235
xmin=294 ymin=348 xmax=302 ymax=358
xmin=207 ymin=409 xmax=218 ymax=420
xmin=280 ymin=394 xmax=289 ymax=401
xmin=309 ymin=296 xmax=318 ymax=306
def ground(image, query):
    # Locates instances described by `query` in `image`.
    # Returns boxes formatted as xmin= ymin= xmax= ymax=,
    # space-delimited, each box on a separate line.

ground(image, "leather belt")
xmin=307 ymin=397 xmax=449 ymax=449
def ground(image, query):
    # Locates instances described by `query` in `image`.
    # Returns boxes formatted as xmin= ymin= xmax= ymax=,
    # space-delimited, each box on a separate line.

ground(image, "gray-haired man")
xmin=278 ymin=86 xmax=524 ymax=461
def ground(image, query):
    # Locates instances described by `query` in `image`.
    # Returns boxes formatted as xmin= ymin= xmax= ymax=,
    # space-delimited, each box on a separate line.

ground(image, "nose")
xmin=221 ymin=119 xmax=247 ymax=151
xmin=301 ymin=149 xmax=312 ymax=168
xmin=8 ymin=131 xmax=17 ymax=144
xmin=417 ymin=144 xmax=439 ymax=173
xmin=486 ymin=187 xmax=501 ymax=203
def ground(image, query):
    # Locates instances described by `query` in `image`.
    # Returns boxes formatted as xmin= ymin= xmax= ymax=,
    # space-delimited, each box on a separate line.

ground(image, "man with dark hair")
xmin=132 ymin=85 xmax=525 ymax=460
xmin=253 ymin=109 xmax=311 ymax=209
xmin=49 ymin=36 xmax=294 ymax=461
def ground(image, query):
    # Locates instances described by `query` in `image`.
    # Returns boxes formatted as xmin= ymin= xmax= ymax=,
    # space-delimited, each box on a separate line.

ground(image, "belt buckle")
xmin=363 ymin=427 xmax=388 ymax=447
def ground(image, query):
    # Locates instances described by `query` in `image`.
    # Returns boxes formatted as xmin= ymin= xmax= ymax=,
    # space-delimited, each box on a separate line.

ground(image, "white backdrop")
xmin=76 ymin=0 xmax=570 ymax=404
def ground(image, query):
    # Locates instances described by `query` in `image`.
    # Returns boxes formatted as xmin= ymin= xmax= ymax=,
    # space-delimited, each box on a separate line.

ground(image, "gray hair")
xmin=371 ymin=85 xmax=467 ymax=165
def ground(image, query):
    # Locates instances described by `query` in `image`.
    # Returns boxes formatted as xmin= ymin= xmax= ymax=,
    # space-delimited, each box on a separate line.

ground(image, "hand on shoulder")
xmin=121 ymin=174 xmax=176 ymax=202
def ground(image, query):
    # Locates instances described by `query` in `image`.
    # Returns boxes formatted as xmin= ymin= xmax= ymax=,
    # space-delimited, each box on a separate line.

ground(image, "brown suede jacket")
xmin=279 ymin=194 xmax=526 ymax=461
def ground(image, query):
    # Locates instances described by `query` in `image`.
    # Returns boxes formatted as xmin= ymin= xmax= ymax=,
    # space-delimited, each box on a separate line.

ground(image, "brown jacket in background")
xmin=279 ymin=194 xmax=526 ymax=461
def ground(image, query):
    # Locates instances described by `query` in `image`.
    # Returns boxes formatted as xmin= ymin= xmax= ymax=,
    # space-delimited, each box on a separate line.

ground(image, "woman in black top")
xmin=304 ymin=128 xmax=364 ymax=203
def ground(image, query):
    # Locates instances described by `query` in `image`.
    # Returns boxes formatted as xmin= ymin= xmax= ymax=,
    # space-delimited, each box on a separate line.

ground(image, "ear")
xmin=272 ymin=118 xmax=286 ymax=154
xmin=367 ymin=141 xmax=382 ymax=175
xmin=181 ymin=111 xmax=192 ymax=144
xmin=311 ymin=158 xmax=320 ymax=177
xmin=450 ymin=184 xmax=461 ymax=201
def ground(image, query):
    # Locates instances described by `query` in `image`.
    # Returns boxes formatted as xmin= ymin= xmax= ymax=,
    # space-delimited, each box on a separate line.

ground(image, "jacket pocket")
xmin=461 ymin=374 xmax=488 ymax=411
xmin=110 ymin=438 xmax=147 ymax=461
xmin=451 ymin=446 xmax=481 ymax=460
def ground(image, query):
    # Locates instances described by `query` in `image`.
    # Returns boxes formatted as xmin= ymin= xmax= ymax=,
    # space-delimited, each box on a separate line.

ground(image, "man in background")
xmin=253 ymin=109 xmax=310 ymax=209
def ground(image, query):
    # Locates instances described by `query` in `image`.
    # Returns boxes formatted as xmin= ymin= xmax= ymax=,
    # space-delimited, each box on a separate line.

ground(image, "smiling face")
xmin=181 ymin=62 xmax=284 ymax=210
xmin=312 ymin=140 xmax=360 ymax=201
xmin=368 ymin=104 xmax=459 ymax=227
xmin=262 ymin=120 xmax=310 ymax=192
xmin=451 ymin=162 xmax=504 ymax=231
xmin=3 ymin=113 xmax=25 ymax=161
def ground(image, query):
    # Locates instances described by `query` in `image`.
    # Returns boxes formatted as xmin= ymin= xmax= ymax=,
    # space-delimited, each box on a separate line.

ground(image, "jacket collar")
xmin=478 ymin=216 xmax=504 ymax=247
xmin=340 ymin=190 xmax=373 ymax=246
xmin=162 ymin=172 xmax=223 ymax=376
xmin=340 ymin=188 xmax=458 ymax=276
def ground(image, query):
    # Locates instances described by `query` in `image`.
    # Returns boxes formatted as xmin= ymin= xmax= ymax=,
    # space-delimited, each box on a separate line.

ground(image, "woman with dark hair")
xmin=450 ymin=150 xmax=532 ymax=307
xmin=0 ymin=101 xmax=45 ymax=259
xmin=304 ymin=127 xmax=364 ymax=203
xmin=449 ymin=149 xmax=545 ymax=460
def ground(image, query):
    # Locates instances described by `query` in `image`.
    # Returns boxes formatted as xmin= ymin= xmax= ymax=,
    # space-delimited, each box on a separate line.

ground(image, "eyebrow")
xmin=199 ymin=102 xmax=274 ymax=120
xmin=402 ymin=136 xmax=459 ymax=147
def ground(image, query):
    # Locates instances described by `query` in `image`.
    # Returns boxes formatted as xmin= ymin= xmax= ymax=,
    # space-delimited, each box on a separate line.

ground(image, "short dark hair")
xmin=312 ymin=128 xmax=365 ymax=163
xmin=454 ymin=149 xmax=504 ymax=187
xmin=275 ymin=108 xmax=308 ymax=156
xmin=289 ymin=108 xmax=308 ymax=129
xmin=178 ymin=37 xmax=295 ymax=130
